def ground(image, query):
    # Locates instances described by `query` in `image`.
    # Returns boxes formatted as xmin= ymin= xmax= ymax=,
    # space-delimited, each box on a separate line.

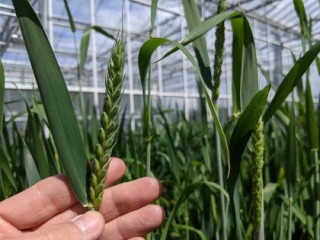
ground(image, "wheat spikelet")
xmin=88 ymin=38 xmax=125 ymax=211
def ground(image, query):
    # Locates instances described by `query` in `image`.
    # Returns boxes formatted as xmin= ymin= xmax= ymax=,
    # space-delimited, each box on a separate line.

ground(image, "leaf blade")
xmin=12 ymin=0 xmax=89 ymax=205
xmin=0 ymin=59 xmax=4 ymax=133
xmin=263 ymin=41 xmax=320 ymax=122
xmin=228 ymin=85 xmax=270 ymax=194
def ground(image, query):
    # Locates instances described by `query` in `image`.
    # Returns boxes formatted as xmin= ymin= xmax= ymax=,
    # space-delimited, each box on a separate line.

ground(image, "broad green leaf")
xmin=228 ymin=85 xmax=270 ymax=195
xmin=181 ymin=0 xmax=212 ymax=89
xmin=229 ymin=85 xmax=269 ymax=238
xmin=139 ymin=37 xmax=230 ymax=172
xmin=239 ymin=15 xmax=259 ymax=110
xmin=263 ymin=41 xmax=320 ymax=122
xmin=139 ymin=38 xmax=168 ymax=92
xmin=79 ymin=26 xmax=115 ymax=77
xmin=12 ymin=0 xmax=89 ymax=205
xmin=230 ymin=13 xmax=259 ymax=112
xmin=305 ymin=80 xmax=318 ymax=150
xmin=230 ymin=15 xmax=243 ymax=114
xmin=0 ymin=60 xmax=4 ymax=133
xmin=149 ymin=0 xmax=158 ymax=36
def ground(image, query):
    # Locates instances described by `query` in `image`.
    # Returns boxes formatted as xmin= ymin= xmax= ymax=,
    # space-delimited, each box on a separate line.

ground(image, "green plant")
xmin=1 ymin=1 xmax=320 ymax=239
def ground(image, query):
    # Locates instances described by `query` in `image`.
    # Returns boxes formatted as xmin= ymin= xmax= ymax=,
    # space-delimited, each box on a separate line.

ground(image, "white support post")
xmin=125 ymin=0 xmax=135 ymax=130
xmin=90 ymin=0 xmax=99 ymax=109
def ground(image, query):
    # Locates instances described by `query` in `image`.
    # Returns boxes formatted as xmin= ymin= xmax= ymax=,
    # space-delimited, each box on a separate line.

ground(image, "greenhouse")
xmin=0 ymin=0 xmax=320 ymax=239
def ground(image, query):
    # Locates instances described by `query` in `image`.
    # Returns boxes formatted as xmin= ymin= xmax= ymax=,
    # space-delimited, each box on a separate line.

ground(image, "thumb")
xmin=17 ymin=211 xmax=104 ymax=240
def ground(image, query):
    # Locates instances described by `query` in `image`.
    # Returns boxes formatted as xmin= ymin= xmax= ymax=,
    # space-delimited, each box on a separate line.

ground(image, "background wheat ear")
xmin=87 ymin=38 xmax=125 ymax=211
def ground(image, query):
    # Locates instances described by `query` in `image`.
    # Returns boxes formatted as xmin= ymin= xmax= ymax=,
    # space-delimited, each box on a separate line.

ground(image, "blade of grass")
xmin=228 ymin=85 xmax=270 ymax=201
xmin=158 ymin=107 xmax=180 ymax=183
xmin=79 ymin=26 xmax=115 ymax=77
xmin=0 ymin=147 xmax=17 ymax=191
xmin=149 ymin=0 xmax=158 ymax=36
xmin=306 ymin=79 xmax=320 ymax=239
xmin=0 ymin=60 xmax=4 ymax=134
xmin=139 ymin=37 xmax=230 ymax=173
xmin=305 ymin=80 xmax=319 ymax=150
xmin=62 ymin=0 xmax=76 ymax=32
xmin=284 ymin=102 xmax=296 ymax=199
xmin=22 ymin=139 xmax=41 ymax=186
xmin=263 ymin=41 xmax=320 ymax=122
xmin=284 ymin=102 xmax=296 ymax=240
xmin=25 ymin=107 xmax=51 ymax=179
xmin=159 ymin=11 xmax=239 ymax=72
xmin=160 ymin=181 xmax=229 ymax=240
xmin=293 ymin=0 xmax=312 ymax=50
xmin=12 ymin=0 xmax=89 ymax=205
xmin=181 ymin=0 xmax=212 ymax=89
xmin=173 ymin=224 xmax=207 ymax=240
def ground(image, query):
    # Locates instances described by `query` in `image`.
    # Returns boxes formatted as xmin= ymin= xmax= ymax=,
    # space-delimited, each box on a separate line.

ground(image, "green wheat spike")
xmin=251 ymin=118 xmax=264 ymax=239
xmin=212 ymin=0 xmax=226 ymax=102
xmin=87 ymin=38 xmax=125 ymax=211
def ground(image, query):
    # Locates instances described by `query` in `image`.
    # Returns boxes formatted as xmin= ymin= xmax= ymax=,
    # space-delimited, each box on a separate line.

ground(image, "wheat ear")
xmin=87 ymin=38 xmax=125 ymax=211
xmin=212 ymin=0 xmax=226 ymax=102
xmin=251 ymin=118 xmax=264 ymax=239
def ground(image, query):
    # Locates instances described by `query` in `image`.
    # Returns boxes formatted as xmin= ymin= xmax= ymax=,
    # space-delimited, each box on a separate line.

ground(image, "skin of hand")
xmin=0 ymin=158 xmax=165 ymax=240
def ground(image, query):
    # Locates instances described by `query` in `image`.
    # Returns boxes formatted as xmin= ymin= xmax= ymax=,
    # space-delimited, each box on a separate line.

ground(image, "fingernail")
xmin=72 ymin=212 xmax=103 ymax=240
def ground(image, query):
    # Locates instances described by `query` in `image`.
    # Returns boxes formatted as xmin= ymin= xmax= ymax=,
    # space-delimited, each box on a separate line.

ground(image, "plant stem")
xmin=145 ymin=67 xmax=152 ymax=177
xmin=314 ymin=150 xmax=320 ymax=240
xmin=288 ymin=197 xmax=292 ymax=240
xmin=215 ymin=128 xmax=227 ymax=240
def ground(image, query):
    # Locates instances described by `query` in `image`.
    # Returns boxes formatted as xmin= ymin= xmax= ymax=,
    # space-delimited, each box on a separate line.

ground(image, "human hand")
xmin=0 ymin=158 xmax=165 ymax=240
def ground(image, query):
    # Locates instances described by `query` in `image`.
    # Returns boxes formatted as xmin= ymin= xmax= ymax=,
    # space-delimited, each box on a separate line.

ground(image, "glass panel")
xmin=129 ymin=2 xmax=150 ymax=35
xmin=53 ymin=0 xmax=90 ymax=22
xmin=158 ymin=10 xmax=181 ymax=40
xmin=158 ymin=0 xmax=181 ymax=12
xmin=95 ymin=0 xmax=123 ymax=27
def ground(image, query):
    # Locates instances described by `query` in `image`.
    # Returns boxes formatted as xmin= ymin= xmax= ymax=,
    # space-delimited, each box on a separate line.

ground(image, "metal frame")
xmin=0 ymin=0 xmax=319 ymax=127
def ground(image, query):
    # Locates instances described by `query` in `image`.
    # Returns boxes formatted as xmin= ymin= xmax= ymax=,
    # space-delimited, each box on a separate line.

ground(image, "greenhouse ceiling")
xmin=0 ymin=0 xmax=319 ymax=125
xmin=1 ymin=0 xmax=320 ymax=61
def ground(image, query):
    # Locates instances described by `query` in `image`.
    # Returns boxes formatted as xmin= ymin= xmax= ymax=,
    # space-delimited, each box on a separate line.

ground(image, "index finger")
xmin=0 ymin=158 xmax=125 ymax=230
